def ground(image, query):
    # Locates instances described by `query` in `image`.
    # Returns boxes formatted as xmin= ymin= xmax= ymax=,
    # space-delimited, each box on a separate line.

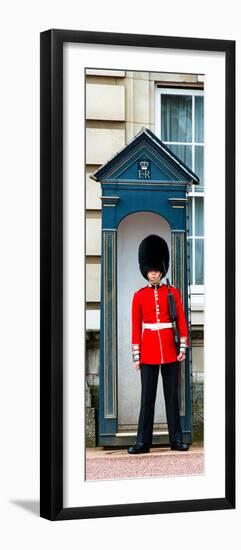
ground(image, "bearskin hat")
xmin=138 ymin=234 xmax=169 ymax=280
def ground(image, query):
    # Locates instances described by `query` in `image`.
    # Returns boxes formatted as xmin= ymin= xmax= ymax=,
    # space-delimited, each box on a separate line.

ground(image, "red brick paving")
xmin=86 ymin=446 xmax=204 ymax=481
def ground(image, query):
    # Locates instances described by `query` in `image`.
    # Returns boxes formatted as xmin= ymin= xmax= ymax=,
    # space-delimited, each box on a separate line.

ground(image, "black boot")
xmin=128 ymin=443 xmax=150 ymax=454
xmin=170 ymin=441 xmax=189 ymax=451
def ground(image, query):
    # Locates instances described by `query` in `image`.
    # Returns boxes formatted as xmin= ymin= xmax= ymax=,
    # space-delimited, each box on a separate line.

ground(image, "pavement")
xmin=86 ymin=444 xmax=204 ymax=481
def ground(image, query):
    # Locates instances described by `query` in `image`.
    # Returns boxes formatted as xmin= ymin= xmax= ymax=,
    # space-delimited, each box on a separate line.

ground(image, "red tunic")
xmin=131 ymin=282 xmax=189 ymax=365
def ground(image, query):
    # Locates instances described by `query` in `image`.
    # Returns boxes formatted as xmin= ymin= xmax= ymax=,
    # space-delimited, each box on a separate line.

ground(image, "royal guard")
xmin=128 ymin=234 xmax=189 ymax=454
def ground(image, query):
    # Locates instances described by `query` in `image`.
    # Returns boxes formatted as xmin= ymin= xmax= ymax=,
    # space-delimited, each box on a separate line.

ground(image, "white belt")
xmin=143 ymin=322 xmax=172 ymax=330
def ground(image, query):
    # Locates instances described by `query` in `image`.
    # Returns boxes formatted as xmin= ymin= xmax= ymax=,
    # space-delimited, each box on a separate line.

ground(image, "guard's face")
xmin=147 ymin=270 xmax=162 ymax=283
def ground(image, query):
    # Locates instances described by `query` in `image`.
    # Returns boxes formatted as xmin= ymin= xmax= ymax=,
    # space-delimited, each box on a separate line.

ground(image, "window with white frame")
xmin=155 ymin=87 xmax=204 ymax=289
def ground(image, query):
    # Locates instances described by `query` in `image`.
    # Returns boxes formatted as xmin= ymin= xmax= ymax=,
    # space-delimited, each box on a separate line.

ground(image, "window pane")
xmin=195 ymin=96 xmax=204 ymax=142
xmin=188 ymin=238 xmax=193 ymax=285
xmin=168 ymin=144 xmax=192 ymax=170
xmin=161 ymin=95 xmax=192 ymax=142
xmin=195 ymin=239 xmax=204 ymax=284
xmin=188 ymin=197 xmax=193 ymax=236
xmin=194 ymin=145 xmax=204 ymax=189
xmin=195 ymin=197 xmax=204 ymax=236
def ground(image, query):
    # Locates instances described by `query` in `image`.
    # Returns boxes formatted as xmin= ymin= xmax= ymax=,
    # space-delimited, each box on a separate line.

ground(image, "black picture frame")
xmin=40 ymin=29 xmax=235 ymax=521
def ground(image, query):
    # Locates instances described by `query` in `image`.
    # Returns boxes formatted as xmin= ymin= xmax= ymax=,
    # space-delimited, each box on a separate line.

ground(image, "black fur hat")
xmin=138 ymin=234 xmax=169 ymax=280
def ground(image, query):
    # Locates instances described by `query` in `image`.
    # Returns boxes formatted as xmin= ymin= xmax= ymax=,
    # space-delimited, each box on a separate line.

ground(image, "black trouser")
xmin=136 ymin=362 xmax=182 ymax=446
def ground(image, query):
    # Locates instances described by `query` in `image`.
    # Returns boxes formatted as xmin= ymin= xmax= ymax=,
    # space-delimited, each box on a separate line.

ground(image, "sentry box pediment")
xmin=91 ymin=127 xmax=199 ymax=187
